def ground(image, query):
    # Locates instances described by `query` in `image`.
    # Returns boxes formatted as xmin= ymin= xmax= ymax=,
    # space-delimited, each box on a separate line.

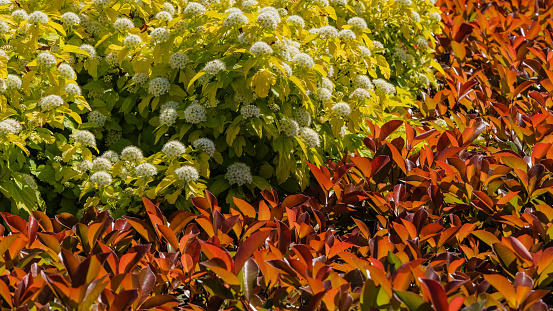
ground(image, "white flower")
xmin=12 ymin=10 xmax=28 ymax=23
xmin=237 ymin=33 xmax=250 ymax=45
xmin=318 ymin=25 xmax=338 ymax=38
xmin=88 ymin=111 xmax=107 ymax=127
xmin=412 ymin=11 xmax=421 ymax=23
xmin=286 ymin=15 xmax=305 ymax=28
xmin=203 ymin=59 xmax=226 ymax=75
xmin=105 ymin=52 xmax=120 ymax=67
xmin=332 ymin=102 xmax=351 ymax=117
xmin=184 ymin=103 xmax=207 ymax=124
xmin=417 ymin=73 xmax=430 ymax=86
xmin=156 ymin=11 xmax=173 ymax=22
xmin=1 ymin=118 xmax=21 ymax=134
xmin=185 ymin=2 xmax=206 ymax=15
xmin=39 ymin=95 xmax=64 ymax=110
xmin=359 ymin=46 xmax=372 ymax=57
xmin=162 ymin=140 xmax=186 ymax=157
xmin=90 ymin=171 xmax=112 ymax=187
xmin=135 ymin=163 xmax=157 ymax=177
xmin=0 ymin=79 xmax=5 ymax=93
xmin=175 ymin=166 xmax=200 ymax=182
xmin=373 ymin=78 xmax=396 ymax=94
xmin=242 ymin=0 xmax=258 ymax=9
xmin=22 ymin=173 xmax=38 ymax=189
xmin=292 ymin=53 xmax=314 ymax=69
xmin=148 ymin=77 xmax=170 ymax=97
xmin=429 ymin=12 xmax=441 ymax=22
xmin=223 ymin=12 xmax=249 ymax=27
xmin=299 ymin=127 xmax=320 ymax=148
xmin=87 ymin=22 xmax=102 ymax=35
xmin=94 ymin=0 xmax=110 ymax=6
xmin=61 ymin=12 xmax=80 ymax=26
xmin=102 ymin=150 xmax=119 ymax=163
xmin=416 ymin=36 xmax=429 ymax=47
xmin=169 ymin=52 xmax=189 ymax=69
xmin=339 ymin=29 xmax=356 ymax=41
xmin=124 ymin=34 xmax=142 ymax=48
xmin=340 ymin=125 xmax=347 ymax=137
xmin=93 ymin=157 xmax=112 ymax=171
xmin=330 ymin=0 xmax=347 ymax=5
xmin=240 ymin=104 xmax=261 ymax=119
xmin=74 ymin=130 xmax=96 ymax=147
xmin=0 ymin=122 xmax=14 ymax=134
xmin=132 ymin=73 xmax=148 ymax=84
xmin=393 ymin=47 xmax=407 ymax=61
xmin=280 ymin=118 xmax=299 ymax=136
xmin=396 ymin=0 xmax=412 ymax=5
xmin=316 ymin=88 xmax=332 ymax=103
xmin=349 ymin=88 xmax=371 ymax=100
xmin=114 ymin=18 xmax=134 ymax=32
xmin=80 ymin=44 xmax=97 ymax=58
xmin=353 ymin=74 xmax=374 ymax=90
xmin=162 ymin=2 xmax=176 ymax=15
xmin=347 ymin=17 xmax=367 ymax=29
xmin=28 ymin=11 xmax=48 ymax=24
xmin=78 ymin=160 xmax=92 ymax=172
xmin=309 ymin=28 xmax=320 ymax=35
xmin=37 ymin=51 xmax=57 ymax=68
xmin=151 ymin=27 xmax=170 ymax=43
xmin=0 ymin=49 xmax=8 ymax=60
xmin=161 ymin=101 xmax=180 ymax=110
xmin=320 ymin=77 xmax=334 ymax=92
xmin=372 ymin=41 xmax=384 ymax=49
xmin=193 ymin=138 xmax=216 ymax=157
xmin=121 ymin=146 xmax=143 ymax=162
xmin=160 ymin=108 xmax=177 ymax=126
xmin=257 ymin=11 xmax=280 ymax=30
xmin=65 ymin=83 xmax=82 ymax=96
xmin=295 ymin=108 xmax=311 ymax=127
xmin=57 ymin=64 xmax=76 ymax=80
xmin=5 ymin=74 xmax=21 ymax=90
xmin=250 ymin=41 xmax=273 ymax=55
xmin=225 ymin=162 xmax=252 ymax=186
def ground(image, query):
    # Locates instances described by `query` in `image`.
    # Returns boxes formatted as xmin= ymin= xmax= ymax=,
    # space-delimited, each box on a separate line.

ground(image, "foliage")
xmin=0 ymin=0 xmax=440 ymax=216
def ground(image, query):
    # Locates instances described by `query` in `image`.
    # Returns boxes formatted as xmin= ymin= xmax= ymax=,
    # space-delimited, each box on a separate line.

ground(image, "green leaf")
xmin=252 ymin=176 xmax=271 ymax=190
xmin=394 ymin=290 xmax=433 ymax=311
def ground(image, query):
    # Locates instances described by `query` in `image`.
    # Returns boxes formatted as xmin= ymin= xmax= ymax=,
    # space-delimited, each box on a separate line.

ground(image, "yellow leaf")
xmin=250 ymin=70 xmax=275 ymax=98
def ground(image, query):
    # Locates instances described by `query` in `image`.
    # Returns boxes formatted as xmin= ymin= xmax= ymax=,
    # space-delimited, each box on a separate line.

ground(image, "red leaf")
xmin=234 ymin=229 xmax=272 ymax=274
xmin=307 ymin=163 xmax=335 ymax=191
xmin=419 ymin=278 xmax=449 ymax=311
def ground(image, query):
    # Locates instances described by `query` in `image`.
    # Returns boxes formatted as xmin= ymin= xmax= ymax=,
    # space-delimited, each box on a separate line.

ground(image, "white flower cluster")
xmin=121 ymin=146 xmax=143 ymax=162
xmin=5 ymin=74 xmax=21 ymax=90
xmin=416 ymin=36 xmax=429 ymax=47
xmin=175 ymin=166 xmax=200 ymax=182
xmin=39 ymin=95 xmax=64 ymax=110
xmin=132 ymin=73 xmax=148 ymax=85
xmin=28 ymin=11 xmax=48 ymax=24
xmin=349 ymin=88 xmax=371 ymax=100
xmin=185 ymin=2 xmax=206 ymax=15
xmin=348 ymin=17 xmax=367 ymax=29
xmin=58 ymin=64 xmax=76 ymax=80
xmin=332 ymin=102 xmax=351 ymax=117
xmin=203 ymin=59 xmax=226 ymax=75
xmin=257 ymin=7 xmax=281 ymax=30
xmin=429 ymin=12 xmax=442 ymax=22
xmin=293 ymin=53 xmax=314 ymax=69
xmin=22 ymin=173 xmax=38 ymax=189
xmin=286 ymin=15 xmax=305 ymax=28
xmin=0 ymin=118 xmax=21 ymax=134
xmin=151 ymin=27 xmax=170 ymax=43
xmin=124 ymin=34 xmax=142 ymax=48
xmin=162 ymin=140 xmax=186 ymax=158
xmin=224 ymin=12 xmax=249 ymax=27
xmin=93 ymin=158 xmax=112 ymax=171
xmin=299 ymin=127 xmax=320 ymax=148
xmin=135 ymin=163 xmax=157 ymax=177
xmin=318 ymin=26 xmax=338 ymax=38
xmin=353 ymin=75 xmax=374 ymax=90
xmin=102 ymin=150 xmax=119 ymax=163
xmin=61 ymin=12 xmax=80 ymax=26
xmin=184 ymin=103 xmax=207 ymax=124
xmin=78 ymin=160 xmax=92 ymax=172
xmin=295 ymin=109 xmax=311 ymax=127
xmin=193 ymin=138 xmax=216 ymax=157
xmin=90 ymin=171 xmax=112 ymax=187
xmin=169 ymin=53 xmax=189 ymax=70
xmin=396 ymin=0 xmax=412 ymax=5
xmin=225 ymin=162 xmax=252 ymax=186
xmin=148 ymin=77 xmax=170 ymax=97
xmin=393 ymin=47 xmax=408 ymax=61
xmin=74 ymin=130 xmax=96 ymax=147
xmin=88 ymin=111 xmax=107 ymax=127
xmin=65 ymin=83 xmax=81 ymax=96
xmin=114 ymin=18 xmax=134 ymax=31
xmin=12 ymin=10 xmax=28 ymax=23
xmin=250 ymin=41 xmax=273 ymax=55
xmin=316 ymin=88 xmax=332 ymax=103
xmin=156 ymin=11 xmax=173 ymax=22
xmin=281 ymin=118 xmax=299 ymax=136
xmin=160 ymin=106 xmax=178 ymax=126
xmin=240 ymin=104 xmax=261 ymax=118
xmin=339 ymin=29 xmax=356 ymax=41
xmin=373 ymin=78 xmax=397 ymax=94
